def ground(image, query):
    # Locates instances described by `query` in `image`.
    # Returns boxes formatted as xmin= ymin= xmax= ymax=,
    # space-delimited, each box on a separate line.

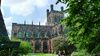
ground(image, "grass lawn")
xmin=34 ymin=53 xmax=57 ymax=56
xmin=23 ymin=53 xmax=57 ymax=56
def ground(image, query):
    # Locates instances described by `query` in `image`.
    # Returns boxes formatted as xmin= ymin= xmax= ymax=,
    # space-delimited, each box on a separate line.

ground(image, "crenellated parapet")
xmin=47 ymin=5 xmax=64 ymax=26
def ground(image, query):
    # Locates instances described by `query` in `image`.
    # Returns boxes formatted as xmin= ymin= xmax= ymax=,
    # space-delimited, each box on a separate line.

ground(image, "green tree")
xmin=52 ymin=36 xmax=76 ymax=55
xmin=56 ymin=0 xmax=100 ymax=54
xmin=11 ymin=38 xmax=33 ymax=55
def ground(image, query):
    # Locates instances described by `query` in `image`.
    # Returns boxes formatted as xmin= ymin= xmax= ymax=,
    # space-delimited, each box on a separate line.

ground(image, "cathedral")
xmin=11 ymin=4 xmax=67 ymax=53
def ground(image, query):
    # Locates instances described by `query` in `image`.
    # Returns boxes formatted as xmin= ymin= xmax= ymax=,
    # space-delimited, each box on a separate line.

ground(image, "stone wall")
xmin=11 ymin=5 xmax=66 ymax=53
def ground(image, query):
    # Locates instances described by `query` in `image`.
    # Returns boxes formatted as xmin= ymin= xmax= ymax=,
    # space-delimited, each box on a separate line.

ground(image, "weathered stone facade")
xmin=11 ymin=5 xmax=65 ymax=53
xmin=47 ymin=5 xmax=64 ymax=26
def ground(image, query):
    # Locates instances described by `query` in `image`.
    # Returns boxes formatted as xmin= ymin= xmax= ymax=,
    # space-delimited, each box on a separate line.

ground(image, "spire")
xmin=50 ymin=4 xmax=53 ymax=11
xmin=47 ymin=9 xmax=49 ymax=17
xmin=61 ymin=6 xmax=64 ymax=11
xmin=39 ymin=21 xmax=40 ymax=25
xmin=39 ymin=21 xmax=40 ymax=32
xmin=24 ymin=20 xmax=26 ymax=24
xmin=32 ymin=21 xmax=33 ymax=25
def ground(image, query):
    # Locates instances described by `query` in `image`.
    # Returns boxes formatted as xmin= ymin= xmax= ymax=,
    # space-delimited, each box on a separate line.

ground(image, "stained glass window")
xmin=18 ymin=32 xmax=22 ymax=38
xmin=47 ymin=31 xmax=51 ymax=37
xmin=26 ymin=32 xmax=29 ymax=37
xmin=26 ymin=30 xmax=31 ymax=38
xmin=33 ymin=30 xmax=38 ymax=37
xmin=40 ymin=31 xmax=44 ymax=37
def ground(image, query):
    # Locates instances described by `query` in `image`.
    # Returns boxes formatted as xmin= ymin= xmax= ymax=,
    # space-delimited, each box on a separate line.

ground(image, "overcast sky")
xmin=1 ymin=0 xmax=67 ymax=38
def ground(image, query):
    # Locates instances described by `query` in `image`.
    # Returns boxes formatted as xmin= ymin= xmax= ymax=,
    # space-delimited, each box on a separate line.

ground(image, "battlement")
xmin=46 ymin=5 xmax=64 ymax=26
xmin=46 ymin=4 xmax=64 ymax=17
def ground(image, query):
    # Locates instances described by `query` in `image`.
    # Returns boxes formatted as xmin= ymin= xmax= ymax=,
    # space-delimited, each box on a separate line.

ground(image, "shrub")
xmin=11 ymin=38 xmax=33 ymax=55
xmin=91 ymin=43 xmax=100 ymax=54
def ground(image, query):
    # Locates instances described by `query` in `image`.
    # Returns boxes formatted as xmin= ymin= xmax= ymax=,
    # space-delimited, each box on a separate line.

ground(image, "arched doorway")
xmin=35 ymin=42 xmax=41 ymax=52
xmin=40 ymin=31 xmax=45 ymax=37
xmin=43 ymin=41 xmax=48 ymax=53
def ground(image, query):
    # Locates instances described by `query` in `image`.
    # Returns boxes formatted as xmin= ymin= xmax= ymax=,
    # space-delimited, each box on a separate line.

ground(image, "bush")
xmin=52 ymin=37 xmax=76 ymax=55
xmin=11 ymin=38 xmax=33 ymax=55
xmin=71 ymin=52 xmax=84 ymax=56
xmin=91 ymin=43 xmax=100 ymax=54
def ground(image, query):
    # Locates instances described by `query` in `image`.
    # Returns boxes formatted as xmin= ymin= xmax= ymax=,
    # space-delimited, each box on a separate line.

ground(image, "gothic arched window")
xmin=40 ymin=31 xmax=45 ymax=37
xmin=55 ymin=17 xmax=57 ymax=22
xmin=47 ymin=31 xmax=51 ymax=37
xmin=54 ymin=17 xmax=58 ymax=25
xmin=59 ymin=25 xmax=63 ymax=34
xmin=26 ymin=30 xmax=31 ymax=38
xmin=33 ymin=30 xmax=38 ymax=37
xmin=18 ymin=30 xmax=23 ymax=38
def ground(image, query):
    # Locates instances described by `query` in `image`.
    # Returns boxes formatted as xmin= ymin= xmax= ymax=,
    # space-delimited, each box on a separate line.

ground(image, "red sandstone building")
xmin=11 ymin=5 xmax=68 ymax=53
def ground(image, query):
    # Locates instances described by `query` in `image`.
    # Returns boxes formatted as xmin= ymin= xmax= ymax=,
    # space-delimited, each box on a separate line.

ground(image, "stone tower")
xmin=47 ymin=4 xmax=64 ymax=26
xmin=0 ymin=0 xmax=9 ymax=41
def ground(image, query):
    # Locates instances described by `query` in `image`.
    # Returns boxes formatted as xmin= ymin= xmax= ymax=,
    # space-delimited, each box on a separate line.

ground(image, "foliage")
xmin=11 ymin=38 xmax=33 ymax=55
xmin=56 ymin=0 xmax=100 ymax=53
xmin=52 ymin=36 xmax=76 ymax=55
xmin=71 ymin=52 xmax=84 ymax=56
xmin=0 ymin=49 xmax=9 ymax=55
xmin=91 ymin=43 xmax=100 ymax=54
xmin=0 ymin=37 xmax=9 ymax=55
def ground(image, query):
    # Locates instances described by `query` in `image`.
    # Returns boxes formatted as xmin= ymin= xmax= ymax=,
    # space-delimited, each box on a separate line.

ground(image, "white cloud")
xmin=1 ymin=8 xmax=4 ymax=16
xmin=4 ymin=17 xmax=12 ymax=25
xmin=2 ymin=0 xmax=48 ymax=16
xmin=6 ymin=26 xmax=12 ymax=34
xmin=26 ymin=19 xmax=33 ymax=24
xmin=64 ymin=13 xmax=69 ymax=17
xmin=35 ymin=18 xmax=47 ymax=25
xmin=34 ymin=0 xmax=48 ymax=7
xmin=41 ymin=18 xmax=47 ymax=25
xmin=10 ymin=0 xmax=35 ymax=16
xmin=2 ymin=0 xmax=27 ymax=7
xmin=3 ymin=17 xmax=12 ymax=38
xmin=6 ymin=26 xmax=12 ymax=39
